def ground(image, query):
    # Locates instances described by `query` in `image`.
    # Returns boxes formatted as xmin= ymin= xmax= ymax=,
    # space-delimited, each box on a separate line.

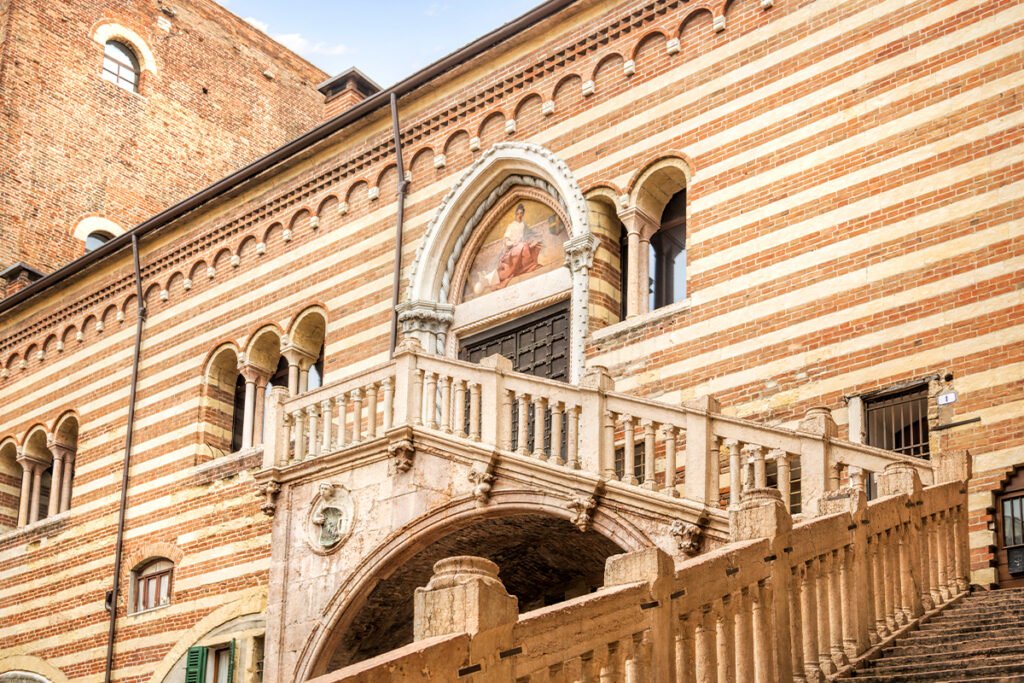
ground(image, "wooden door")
xmin=996 ymin=467 xmax=1024 ymax=588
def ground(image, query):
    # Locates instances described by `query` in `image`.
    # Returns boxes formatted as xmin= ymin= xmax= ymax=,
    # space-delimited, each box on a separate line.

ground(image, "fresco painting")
xmin=462 ymin=198 xmax=568 ymax=302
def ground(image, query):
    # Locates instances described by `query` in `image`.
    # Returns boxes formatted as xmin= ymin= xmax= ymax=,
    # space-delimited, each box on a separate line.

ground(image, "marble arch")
xmin=402 ymin=141 xmax=597 ymax=382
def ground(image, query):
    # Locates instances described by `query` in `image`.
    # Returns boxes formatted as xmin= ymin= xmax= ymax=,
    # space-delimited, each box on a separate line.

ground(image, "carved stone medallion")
xmin=306 ymin=482 xmax=354 ymax=554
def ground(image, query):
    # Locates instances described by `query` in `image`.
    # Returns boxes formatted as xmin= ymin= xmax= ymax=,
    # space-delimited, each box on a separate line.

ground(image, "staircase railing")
xmin=263 ymin=341 xmax=936 ymax=515
xmin=311 ymin=454 xmax=971 ymax=683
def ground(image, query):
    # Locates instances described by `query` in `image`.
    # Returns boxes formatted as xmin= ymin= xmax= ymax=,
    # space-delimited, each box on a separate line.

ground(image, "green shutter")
xmin=185 ymin=646 xmax=207 ymax=683
xmin=227 ymin=639 xmax=236 ymax=683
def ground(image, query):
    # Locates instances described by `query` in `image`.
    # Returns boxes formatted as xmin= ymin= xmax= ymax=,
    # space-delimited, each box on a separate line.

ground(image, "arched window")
xmin=307 ymin=344 xmax=325 ymax=391
xmin=230 ymin=374 xmax=246 ymax=453
xmin=85 ymin=231 xmax=113 ymax=252
xmin=649 ymin=189 xmax=687 ymax=309
xmin=132 ymin=558 xmax=173 ymax=613
xmin=102 ymin=40 xmax=140 ymax=92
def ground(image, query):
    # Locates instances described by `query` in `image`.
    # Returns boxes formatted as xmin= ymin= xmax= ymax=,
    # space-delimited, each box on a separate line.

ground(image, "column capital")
xmin=617 ymin=206 xmax=661 ymax=239
xmin=563 ymin=233 xmax=598 ymax=274
xmin=238 ymin=362 xmax=270 ymax=385
xmin=47 ymin=439 xmax=75 ymax=460
xmin=16 ymin=451 xmax=48 ymax=470
xmin=280 ymin=345 xmax=317 ymax=369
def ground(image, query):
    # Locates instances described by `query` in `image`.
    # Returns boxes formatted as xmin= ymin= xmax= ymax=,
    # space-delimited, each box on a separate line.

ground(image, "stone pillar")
xmin=253 ymin=383 xmax=267 ymax=447
xmin=579 ymin=365 xmax=614 ymax=478
xmin=716 ymin=596 xmax=734 ymax=683
xmin=605 ymin=547 xmax=675 ymax=683
xmin=827 ymin=550 xmax=847 ymax=667
xmin=281 ymin=346 xmax=316 ymax=397
xmin=797 ymin=407 xmax=837 ymax=516
xmin=814 ymin=556 xmax=835 ymax=676
xmin=413 ymin=556 xmax=518 ymax=641
xmin=684 ymin=395 xmax=721 ymax=507
xmin=46 ymin=442 xmax=67 ymax=517
xmin=564 ymin=233 xmax=598 ymax=384
xmin=726 ymin=440 xmax=741 ymax=508
xmin=29 ymin=461 xmax=43 ymax=524
xmin=694 ymin=604 xmax=718 ymax=683
xmin=800 ymin=561 xmax=821 ymax=683
xmin=17 ymin=458 xmax=33 ymax=527
xmin=59 ymin=449 xmax=75 ymax=513
xmin=734 ymin=589 xmax=754 ymax=683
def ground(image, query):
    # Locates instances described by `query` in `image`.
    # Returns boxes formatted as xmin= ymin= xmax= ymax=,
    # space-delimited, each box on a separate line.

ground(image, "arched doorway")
xmin=317 ymin=513 xmax=624 ymax=673
xmin=995 ymin=467 xmax=1024 ymax=588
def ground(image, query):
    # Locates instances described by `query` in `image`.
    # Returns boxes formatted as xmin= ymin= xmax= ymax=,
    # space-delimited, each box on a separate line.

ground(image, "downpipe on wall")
xmin=390 ymin=92 xmax=408 ymax=358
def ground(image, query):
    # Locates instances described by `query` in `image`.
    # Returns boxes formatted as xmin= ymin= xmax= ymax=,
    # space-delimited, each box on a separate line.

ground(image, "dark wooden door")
xmin=996 ymin=467 xmax=1024 ymax=588
xmin=459 ymin=303 xmax=570 ymax=454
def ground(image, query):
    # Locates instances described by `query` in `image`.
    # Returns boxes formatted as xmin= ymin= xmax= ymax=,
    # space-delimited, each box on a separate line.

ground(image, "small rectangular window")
xmin=865 ymin=385 xmax=930 ymax=458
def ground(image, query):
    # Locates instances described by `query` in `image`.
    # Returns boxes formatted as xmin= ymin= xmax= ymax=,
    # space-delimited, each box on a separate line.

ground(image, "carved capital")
xmin=563 ymin=233 xmax=598 ymax=274
xmin=396 ymin=300 xmax=455 ymax=337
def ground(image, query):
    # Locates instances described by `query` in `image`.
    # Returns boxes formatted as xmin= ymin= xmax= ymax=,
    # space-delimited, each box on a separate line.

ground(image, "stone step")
xmin=912 ymin=617 xmax=1024 ymax=637
xmin=930 ymin=605 xmax=1024 ymax=620
xmin=882 ymin=635 xmax=1024 ymax=659
xmin=862 ymin=650 xmax=1024 ymax=676
xmin=846 ymin=657 xmax=1024 ymax=681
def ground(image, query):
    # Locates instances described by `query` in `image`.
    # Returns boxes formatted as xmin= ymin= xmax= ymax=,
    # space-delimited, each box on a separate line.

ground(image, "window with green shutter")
xmin=184 ymin=646 xmax=207 ymax=683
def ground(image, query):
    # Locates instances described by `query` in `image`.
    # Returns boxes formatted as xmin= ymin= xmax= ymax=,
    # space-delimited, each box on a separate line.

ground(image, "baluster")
xmin=321 ymin=398 xmax=334 ymax=453
xmin=882 ymin=530 xmax=898 ymax=631
xmin=936 ymin=512 xmax=950 ymax=602
xmin=567 ymin=406 xmax=580 ymax=469
xmin=337 ymin=391 xmax=349 ymax=449
xmin=307 ymin=404 xmax=320 ymax=457
xmin=920 ymin=515 xmax=936 ymax=611
xmin=293 ymin=409 xmax=307 ymax=460
xmin=642 ymin=420 xmax=656 ymax=490
xmin=788 ymin=567 xmax=806 ymax=682
xmin=800 ymin=560 xmax=820 ymax=683
xmin=366 ymin=382 xmax=378 ymax=439
xmin=828 ymin=550 xmax=847 ymax=668
xmin=871 ymin=536 xmax=889 ymax=640
xmin=382 ymin=377 xmax=394 ymax=431
xmin=626 ymin=632 xmax=649 ymax=683
xmin=439 ymin=376 xmax=451 ymax=433
xmin=772 ymin=449 xmax=790 ymax=506
xmin=533 ymin=396 xmax=548 ymax=460
xmin=599 ymin=641 xmax=619 ymax=683
xmin=350 ymin=388 xmax=364 ymax=443
xmin=898 ymin=524 xmax=916 ymax=623
xmin=695 ymin=604 xmax=719 ymax=683
xmin=676 ymin=612 xmax=696 ymax=683
xmin=944 ymin=510 xmax=959 ymax=596
xmin=717 ymin=595 xmax=735 ymax=683
xmin=499 ymin=388 xmax=512 ymax=449
xmin=734 ymin=589 xmax=753 ymax=683
xmin=726 ymin=439 xmax=741 ymax=507
xmin=281 ymin=411 xmax=294 ymax=463
xmin=470 ymin=383 xmax=483 ymax=442
xmin=454 ymin=379 xmax=467 ymax=438
xmin=864 ymin=535 xmax=880 ymax=647
xmin=623 ymin=415 xmax=637 ymax=484
xmin=743 ymin=444 xmax=765 ymax=489
xmin=816 ymin=555 xmax=835 ymax=676
xmin=412 ymin=368 xmax=424 ymax=426
xmin=516 ymin=393 xmax=530 ymax=455
xmin=953 ymin=505 xmax=969 ymax=592
xmin=662 ymin=425 xmax=678 ymax=495
xmin=424 ymin=372 xmax=438 ymax=429
xmin=550 ymin=401 xmax=563 ymax=464
xmin=603 ymin=410 xmax=616 ymax=479
xmin=840 ymin=546 xmax=858 ymax=660
xmin=753 ymin=580 xmax=776 ymax=683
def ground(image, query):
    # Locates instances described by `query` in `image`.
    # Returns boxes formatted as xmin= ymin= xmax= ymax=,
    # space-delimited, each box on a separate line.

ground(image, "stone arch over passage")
xmin=304 ymin=502 xmax=635 ymax=678
xmin=402 ymin=141 xmax=597 ymax=382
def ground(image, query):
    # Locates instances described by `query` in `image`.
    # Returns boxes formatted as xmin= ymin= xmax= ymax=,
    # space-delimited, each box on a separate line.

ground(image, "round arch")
xmin=90 ymin=23 xmax=158 ymax=74
xmin=295 ymin=489 xmax=649 ymax=680
xmin=404 ymin=142 xmax=596 ymax=382
xmin=0 ymin=655 xmax=67 ymax=683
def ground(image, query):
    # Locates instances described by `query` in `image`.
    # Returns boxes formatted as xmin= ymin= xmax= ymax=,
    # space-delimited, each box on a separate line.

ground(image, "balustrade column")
xmin=516 ymin=394 xmax=530 ymax=455
xmin=726 ymin=440 xmax=741 ymax=507
xmin=366 ymin=383 xmax=379 ymax=439
xmin=623 ymin=415 xmax=637 ymax=484
xmin=677 ymin=613 xmax=696 ymax=683
xmin=550 ymin=402 xmax=563 ymax=464
xmin=800 ymin=561 xmax=821 ymax=683
xmin=603 ymin=411 xmax=617 ymax=479
xmin=321 ymin=399 xmax=334 ymax=452
xmin=898 ymin=525 xmax=918 ymax=622
xmin=936 ymin=512 xmax=950 ymax=602
xmin=788 ymin=568 xmax=806 ymax=683
xmin=499 ymin=389 xmax=512 ymax=449
xmin=46 ymin=446 xmax=65 ymax=518
xmin=827 ymin=550 xmax=847 ymax=667
xmin=919 ymin=515 xmax=935 ymax=611
xmin=839 ymin=546 xmax=858 ymax=660
xmin=753 ymin=581 xmax=776 ymax=683
xmin=336 ymin=393 xmax=349 ymax=449
xmin=944 ymin=510 xmax=959 ymax=596
xmin=882 ymin=530 xmax=898 ymax=631
xmin=306 ymin=405 xmax=320 ymax=457
xmin=412 ymin=369 xmax=424 ymax=426
xmin=815 ymin=556 xmax=834 ymax=676
xmin=292 ymin=409 xmax=307 ymax=460
xmin=424 ymin=373 xmax=438 ymax=429
xmin=382 ymin=377 xmax=394 ymax=431
xmin=533 ymin=397 xmax=548 ymax=460
xmin=437 ymin=377 xmax=451 ymax=433
xmin=927 ymin=517 xmax=942 ymax=608
xmin=870 ymin=537 xmax=888 ymax=640
xmin=663 ymin=426 xmax=679 ymax=496
xmin=470 ymin=384 xmax=483 ymax=442
xmin=695 ymin=604 xmax=719 ymax=683
xmin=953 ymin=505 xmax=969 ymax=592
xmin=716 ymin=595 xmax=735 ymax=683
xmin=454 ymin=380 xmax=467 ymax=438
xmin=744 ymin=445 xmax=766 ymax=489
xmin=567 ymin=406 xmax=580 ymax=469
xmin=351 ymin=388 xmax=364 ymax=443
xmin=734 ymin=589 xmax=753 ymax=683
xmin=643 ymin=421 xmax=656 ymax=489
xmin=773 ymin=450 xmax=790 ymax=508
xmin=17 ymin=459 xmax=32 ymax=527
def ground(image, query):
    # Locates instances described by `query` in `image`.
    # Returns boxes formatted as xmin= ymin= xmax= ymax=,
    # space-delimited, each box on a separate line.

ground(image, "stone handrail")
xmin=312 ymin=457 xmax=970 ymax=683
xmin=264 ymin=343 xmax=936 ymax=516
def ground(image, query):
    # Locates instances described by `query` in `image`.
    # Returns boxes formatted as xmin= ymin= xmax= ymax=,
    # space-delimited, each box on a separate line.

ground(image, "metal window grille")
xmin=865 ymin=385 xmax=930 ymax=458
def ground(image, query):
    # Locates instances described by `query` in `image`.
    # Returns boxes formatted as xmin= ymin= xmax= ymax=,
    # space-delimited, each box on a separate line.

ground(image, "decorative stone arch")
xmin=0 ymin=656 xmax=67 ymax=683
xmin=286 ymin=306 xmax=328 ymax=360
xmin=90 ymin=22 xmax=158 ymax=74
xmin=404 ymin=141 xmax=596 ymax=382
xmin=627 ymin=153 xmax=694 ymax=220
xmin=295 ymin=488 xmax=649 ymax=680
xmin=199 ymin=343 xmax=242 ymax=457
xmin=0 ymin=437 xmax=20 ymax=530
xmin=147 ymin=588 xmax=268 ymax=683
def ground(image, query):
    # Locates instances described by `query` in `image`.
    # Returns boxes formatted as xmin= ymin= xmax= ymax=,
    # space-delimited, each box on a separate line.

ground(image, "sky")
xmin=220 ymin=0 xmax=543 ymax=88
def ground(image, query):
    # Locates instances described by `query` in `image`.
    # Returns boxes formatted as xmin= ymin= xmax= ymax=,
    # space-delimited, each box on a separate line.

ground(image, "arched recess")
xmin=297 ymin=490 xmax=649 ymax=680
xmin=586 ymin=187 xmax=628 ymax=330
xmin=198 ymin=344 xmax=241 ymax=458
xmin=403 ymin=142 xmax=596 ymax=382
xmin=21 ymin=427 xmax=53 ymax=524
xmin=0 ymin=655 xmax=67 ymax=683
xmin=0 ymin=438 xmax=20 ymax=531
xmin=287 ymin=307 xmax=327 ymax=392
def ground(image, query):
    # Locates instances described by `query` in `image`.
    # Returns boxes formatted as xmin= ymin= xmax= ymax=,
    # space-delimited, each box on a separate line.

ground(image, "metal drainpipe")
xmin=389 ymin=92 xmax=408 ymax=358
xmin=103 ymin=234 xmax=147 ymax=683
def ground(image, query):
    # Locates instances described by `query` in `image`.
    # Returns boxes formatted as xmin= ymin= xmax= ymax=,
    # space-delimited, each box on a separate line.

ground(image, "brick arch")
xmin=0 ymin=655 xmax=69 ymax=683
xmin=123 ymin=540 xmax=185 ymax=576
xmin=297 ymin=489 xmax=649 ymax=681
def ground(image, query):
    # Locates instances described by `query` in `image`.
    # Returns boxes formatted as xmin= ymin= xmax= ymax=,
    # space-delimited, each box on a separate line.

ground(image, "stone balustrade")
xmin=263 ymin=341 xmax=936 ymax=516
xmin=310 ymin=455 xmax=970 ymax=683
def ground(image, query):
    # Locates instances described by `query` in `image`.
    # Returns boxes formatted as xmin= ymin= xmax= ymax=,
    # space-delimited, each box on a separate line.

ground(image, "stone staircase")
xmin=845 ymin=587 xmax=1024 ymax=682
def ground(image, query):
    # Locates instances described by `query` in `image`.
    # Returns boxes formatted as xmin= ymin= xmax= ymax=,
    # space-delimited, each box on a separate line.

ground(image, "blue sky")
xmin=220 ymin=0 xmax=542 ymax=87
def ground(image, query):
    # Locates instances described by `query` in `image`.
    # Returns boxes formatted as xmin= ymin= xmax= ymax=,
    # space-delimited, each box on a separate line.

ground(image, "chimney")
xmin=318 ymin=68 xmax=381 ymax=120
xmin=0 ymin=262 xmax=45 ymax=299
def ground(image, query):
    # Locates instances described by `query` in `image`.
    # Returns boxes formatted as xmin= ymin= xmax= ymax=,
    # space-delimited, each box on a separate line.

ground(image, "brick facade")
xmin=0 ymin=0 xmax=1021 ymax=680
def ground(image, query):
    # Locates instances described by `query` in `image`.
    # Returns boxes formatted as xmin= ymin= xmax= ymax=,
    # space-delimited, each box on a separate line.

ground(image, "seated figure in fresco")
xmin=495 ymin=203 xmax=543 ymax=288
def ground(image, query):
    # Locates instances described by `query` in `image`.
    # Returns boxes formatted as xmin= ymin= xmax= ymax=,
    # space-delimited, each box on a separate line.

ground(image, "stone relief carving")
xmin=388 ymin=437 xmax=415 ymax=473
xmin=670 ymin=512 xmax=709 ymax=556
xmin=306 ymin=482 xmax=354 ymax=553
xmin=566 ymin=493 xmax=597 ymax=532
xmin=467 ymin=463 xmax=495 ymax=505
xmin=259 ymin=481 xmax=281 ymax=517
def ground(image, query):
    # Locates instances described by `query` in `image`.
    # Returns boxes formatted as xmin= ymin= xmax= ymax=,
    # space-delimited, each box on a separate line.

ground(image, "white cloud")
xmin=424 ymin=2 xmax=452 ymax=16
xmin=243 ymin=17 xmax=349 ymax=59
